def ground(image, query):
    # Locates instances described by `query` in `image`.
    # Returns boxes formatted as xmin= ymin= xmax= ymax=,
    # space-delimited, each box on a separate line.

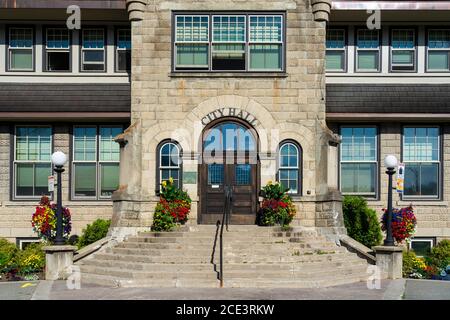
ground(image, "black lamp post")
xmin=51 ymin=151 xmax=67 ymax=246
xmin=384 ymin=155 xmax=398 ymax=247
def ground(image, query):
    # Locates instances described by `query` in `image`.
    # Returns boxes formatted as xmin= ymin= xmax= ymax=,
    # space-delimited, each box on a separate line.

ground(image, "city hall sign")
xmin=201 ymin=108 xmax=259 ymax=127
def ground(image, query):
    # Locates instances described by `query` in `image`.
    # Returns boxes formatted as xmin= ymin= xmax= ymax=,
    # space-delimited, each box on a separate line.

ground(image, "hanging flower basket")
xmin=257 ymin=181 xmax=296 ymax=227
xmin=381 ymin=206 xmax=416 ymax=244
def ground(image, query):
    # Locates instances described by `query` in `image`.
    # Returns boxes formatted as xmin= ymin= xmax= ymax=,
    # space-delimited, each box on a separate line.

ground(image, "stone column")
xmin=373 ymin=246 xmax=403 ymax=279
xmin=43 ymin=245 xmax=77 ymax=280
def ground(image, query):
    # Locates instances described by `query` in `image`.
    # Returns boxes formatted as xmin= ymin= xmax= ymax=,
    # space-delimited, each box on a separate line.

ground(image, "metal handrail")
xmin=210 ymin=185 xmax=232 ymax=288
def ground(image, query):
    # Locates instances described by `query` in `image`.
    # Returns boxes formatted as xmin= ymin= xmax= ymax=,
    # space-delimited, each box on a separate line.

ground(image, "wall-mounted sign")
xmin=396 ymin=163 xmax=405 ymax=193
xmin=48 ymin=176 xmax=55 ymax=192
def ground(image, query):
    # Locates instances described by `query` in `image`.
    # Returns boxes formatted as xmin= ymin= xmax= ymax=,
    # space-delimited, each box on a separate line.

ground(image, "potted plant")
xmin=257 ymin=181 xmax=296 ymax=228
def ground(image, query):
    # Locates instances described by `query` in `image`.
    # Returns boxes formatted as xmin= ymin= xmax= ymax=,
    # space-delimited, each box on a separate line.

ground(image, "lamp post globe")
xmin=384 ymin=155 xmax=398 ymax=169
xmin=51 ymin=151 xmax=66 ymax=245
xmin=383 ymin=155 xmax=397 ymax=247
xmin=51 ymin=151 xmax=67 ymax=167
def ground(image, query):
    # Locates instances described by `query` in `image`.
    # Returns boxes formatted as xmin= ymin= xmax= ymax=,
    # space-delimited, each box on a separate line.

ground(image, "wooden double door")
xmin=199 ymin=158 xmax=258 ymax=225
xmin=199 ymin=120 xmax=259 ymax=225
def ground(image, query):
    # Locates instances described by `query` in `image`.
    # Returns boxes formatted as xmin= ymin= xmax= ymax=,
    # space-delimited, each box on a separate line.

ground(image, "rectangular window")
xmin=356 ymin=29 xmax=380 ymax=72
xmin=403 ymin=127 xmax=440 ymax=199
xmin=391 ymin=29 xmax=416 ymax=71
xmin=116 ymin=28 xmax=131 ymax=72
xmin=409 ymin=238 xmax=434 ymax=257
xmin=81 ymin=28 xmax=105 ymax=71
xmin=72 ymin=126 xmax=122 ymax=200
xmin=173 ymin=13 xmax=284 ymax=72
xmin=340 ymin=127 xmax=377 ymax=197
xmin=45 ymin=27 xmax=71 ymax=71
xmin=427 ymin=29 xmax=450 ymax=71
xmin=326 ymin=29 xmax=346 ymax=72
xmin=8 ymin=27 xmax=34 ymax=71
xmin=14 ymin=126 xmax=52 ymax=199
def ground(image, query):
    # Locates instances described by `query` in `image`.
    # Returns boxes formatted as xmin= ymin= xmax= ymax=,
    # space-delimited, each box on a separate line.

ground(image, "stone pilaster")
xmin=311 ymin=0 xmax=332 ymax=22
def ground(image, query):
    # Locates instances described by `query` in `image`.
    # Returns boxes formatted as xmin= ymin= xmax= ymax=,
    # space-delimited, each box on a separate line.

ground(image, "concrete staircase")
xmin=77 ymin=225 xmax=371 ymax=288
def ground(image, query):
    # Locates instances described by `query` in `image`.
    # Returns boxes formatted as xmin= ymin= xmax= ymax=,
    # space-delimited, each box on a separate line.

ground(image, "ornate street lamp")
xmin=384 ymin=155 xmax=398 ymax=247
xmin=51 ymin=151 xmax=67 ymax=246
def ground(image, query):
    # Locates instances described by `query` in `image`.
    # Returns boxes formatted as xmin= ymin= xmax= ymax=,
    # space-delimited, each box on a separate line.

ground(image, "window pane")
xmin=118 ymin=50 xmax=131 ymax=71
xmin=212 ymin=44 xmax=245 ymax=71
xmin=35 ymin=164 xmax=51 ymax=196
xmin=403 ymin=127 xmax=439 ymax=161
xmin=326 ymin=51 xmax=345 ymax=71
xmin=341 ymin=163 xmax=376 ymax=194
xmin=47 ymin=51 xmax=70 ymax=71
xmin=74 ymin=163 xmax=96 ymax=197
xmin=10 ymin=28 xmax=33 ymax=48
xmin=74 ymin=127 xmax=97 ymax=161
xmin=46 ymin=28 xmax=69 ymax=49
xmin=357 ymin=29 xmax=379 ymax=49
xmin=358 ymin=51 xmax=378 ymax=70
xmin=16 ymin=127 xmax=51 ymax=161
xmin=279 ymin=169 xmax=298 ymax=194
xmin=411 ymin=240 xmax=432 ymax=257
xmin=428 ymin=30 xmax=450 ymax=49
xmin=100 ymin=163 xmax=119 ymax=197
xmin=176 ymin=44 xmax=209 ymax=68
xmin=392 ymin=51 xmax=414 ymax=64
xmin=83 ymin=29 xmax=104 ymax=48
xmin=404 ymin=163 xmax=438 ymax=197
xmin=83 ymin=50 xmax=104 ymax=62
xmin=10 ymin=49 xmax=33 ymax=70
xmin=176 ymin=15 xmax=209 ymax=42
xmin=326 ymin=29 xmax=345 ymax=49
xmin=341 ymin=127 xmax=377 ymax=161
xmin=249 ymin=44 xmax=282 ymax=70
xmin=428 ymin=51 xmax=449 ymax=70
xmin=16 ymin=163 xmax=33 ymax=196
xmin=208 ymin=164 xmax=224 ymax=185
xmin=249 ymin=15 xmax=282 ymax=42
xmin=100 ymin=127 xmax=121 ymax=162
xmin=392 ymin=30 xmax=415 ymax=48
xmin=117 ymin=29 xmax=131 ymax=49
xmin=213 ymin=16 xmax=246 ymax=42
xmin=235 ymin=164 xmax=251 ymax=185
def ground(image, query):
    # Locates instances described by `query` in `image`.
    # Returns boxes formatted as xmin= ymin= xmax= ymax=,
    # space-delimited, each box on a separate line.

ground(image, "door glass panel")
xmin=235 ymin=164 xmax=251 ymax=185
xmin=208 ymin=164 xmax=224 ymax=185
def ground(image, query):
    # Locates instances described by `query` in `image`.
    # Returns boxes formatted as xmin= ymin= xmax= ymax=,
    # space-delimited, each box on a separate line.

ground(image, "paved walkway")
xmin=403 ymin=279 xmax=450 ymax=300
xmin=0 ymin=281 xmax=39 ymax=300
xmin=36 ymin=280 xmax=396 ymax=300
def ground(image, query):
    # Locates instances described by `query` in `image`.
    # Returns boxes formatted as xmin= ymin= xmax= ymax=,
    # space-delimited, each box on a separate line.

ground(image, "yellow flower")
xmin=169 ymin=177 xmax=174 ymax=184
xmin=267 ymin=180 xmax=273 ymax=185
xmin=162 ymin=181 xmax=167 ymax=187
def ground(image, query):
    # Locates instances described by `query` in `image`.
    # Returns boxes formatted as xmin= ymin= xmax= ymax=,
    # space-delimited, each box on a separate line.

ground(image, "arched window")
xmin=278 ymin=141 xmax=301 ymax=195
xmin=158 ymin=141 xmax=181 ymax=189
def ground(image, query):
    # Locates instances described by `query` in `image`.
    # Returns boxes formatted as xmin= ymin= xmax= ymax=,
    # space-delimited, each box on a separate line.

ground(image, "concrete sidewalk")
xmin=33 ymin=280 xmax=396 ymax=300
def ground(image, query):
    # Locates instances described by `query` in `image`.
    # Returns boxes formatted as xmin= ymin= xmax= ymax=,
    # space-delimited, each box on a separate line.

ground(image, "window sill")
xmin=397 ymin=200 xmax=447 ymax=206
xmin=169 ymin=72 xmax=288 ymax=78
xmin=4 ymin=200 xmax=113 ymax=207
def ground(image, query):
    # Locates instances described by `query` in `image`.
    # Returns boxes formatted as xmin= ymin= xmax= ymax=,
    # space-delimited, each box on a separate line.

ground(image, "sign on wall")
xmin=48 ymin=176 xmax=55 ymax=192
xmin=396 ymin=163 xmax=405 ymax=194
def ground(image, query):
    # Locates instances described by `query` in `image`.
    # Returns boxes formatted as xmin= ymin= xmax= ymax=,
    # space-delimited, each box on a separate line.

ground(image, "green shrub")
xmin=151 ymin=204 xmax=176 ymax=232
xmin=77 ymin=219 xmax=111 ymax=249
xmin=14 ymin=243 xmax=45 ymax=276
xmin=425 ymin=239 xmax=450 ymax=270
xmin=343 ymin=196 xmax=383 ymax=249
xmin=0 ymin=238 xmax=18 ymax=274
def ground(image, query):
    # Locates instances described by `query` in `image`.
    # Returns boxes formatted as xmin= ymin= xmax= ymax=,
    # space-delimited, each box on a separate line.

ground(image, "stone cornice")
xmin=126 ymin=0 xmax=147 ymax=21
xmin=311 ymin=0 xmax=332 ymax=22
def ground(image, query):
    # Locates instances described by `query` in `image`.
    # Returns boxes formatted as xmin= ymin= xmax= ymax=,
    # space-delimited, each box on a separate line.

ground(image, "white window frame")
xmin=81 ymin=28 xmax=106 ymax=72
xmin=45 ymin=27 xmax=71 ymax=72
xmin=339 ymin=126 xmax=378 ymax=197
xmin=13 ymin=125 xmax=52 ymax=200
xmin=8 ymin=27 xmax=34 ymax=71
xmin=356 ymin=28 xmax=380 ymax=72
xmin=326 ymin=28 xmax=347 ymax=72
xmin=174 ymin=15 xmax=210 ymax=70
xmin=159 ymin=142 xmax=181 ymax=188
xmin=278 ymin=142 xmax=300 ymax=195
xmin=390 ymin=28 xmax=416 ymax=72
xmin=248 ymin=14 xmax=284 ymax=72
xmin=211 ymin=15 xmax=247 ymax=72
xmin=116 ymin=28 xmax=131 ymax=72
xmin=16 ymin=238 xmax=41 ymax=250
xmin=409 ymin=238 xmax=434 ymax=257
xmin=426 ymin=29 xmax=450 ymax=72
xmin=402 ymin=126 xmax=441 ymax=200
xmin=72 ymin=125 xmax=121 ymax=200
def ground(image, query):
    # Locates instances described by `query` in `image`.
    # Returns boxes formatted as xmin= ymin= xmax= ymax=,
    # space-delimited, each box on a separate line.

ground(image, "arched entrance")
xmin=199 ymin=118 xmax=259 ymax=225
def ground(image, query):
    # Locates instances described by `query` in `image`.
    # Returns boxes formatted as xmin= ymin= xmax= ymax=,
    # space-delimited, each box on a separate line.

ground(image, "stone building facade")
xmin=111 ymin=0 xmax=345 ymax=239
